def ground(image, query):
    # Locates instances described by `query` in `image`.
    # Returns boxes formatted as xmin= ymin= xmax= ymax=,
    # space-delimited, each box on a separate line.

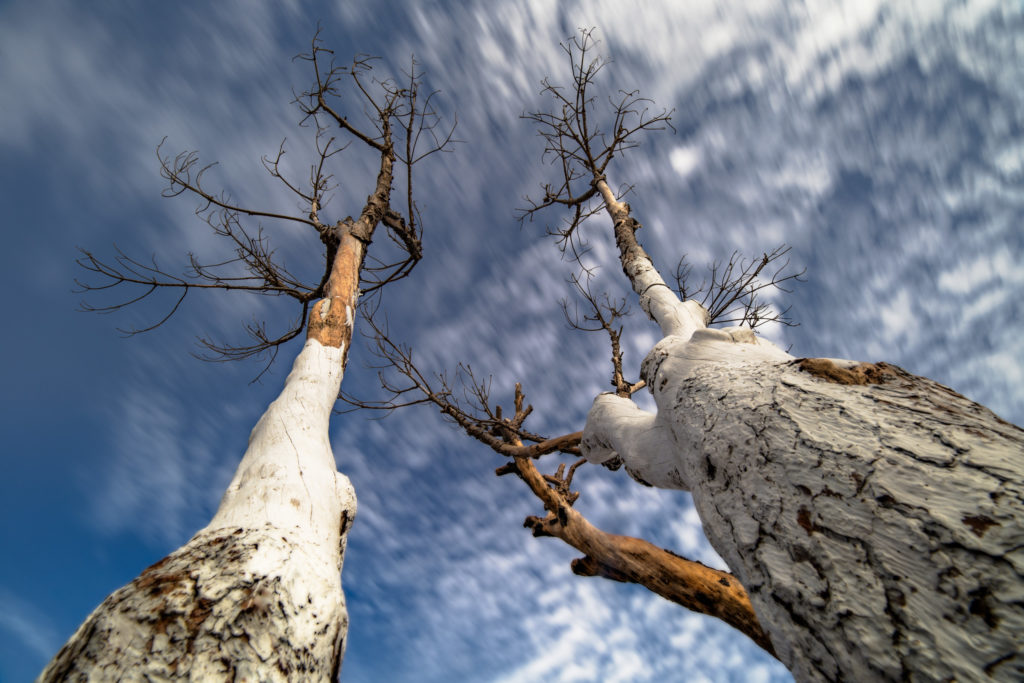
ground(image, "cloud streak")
xmin=4 ymin=0 xmax=1021 ymax=680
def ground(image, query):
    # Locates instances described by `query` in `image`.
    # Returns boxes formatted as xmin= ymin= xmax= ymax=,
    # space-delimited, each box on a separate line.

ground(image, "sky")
xmin=1 ymin=0 xmax=1021 ymax=681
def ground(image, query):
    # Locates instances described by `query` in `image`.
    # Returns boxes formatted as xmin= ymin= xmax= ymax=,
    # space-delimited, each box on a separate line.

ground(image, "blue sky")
xmin=1 ymin=1 xmax=1021 ymax=681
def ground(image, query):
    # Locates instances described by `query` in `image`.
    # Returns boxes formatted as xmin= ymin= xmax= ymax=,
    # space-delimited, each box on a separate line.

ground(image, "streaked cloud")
xmin=0 ymin=588 xmax=59 ymax=661
xmin=3 ymin=1 xmax=1021 ymax=681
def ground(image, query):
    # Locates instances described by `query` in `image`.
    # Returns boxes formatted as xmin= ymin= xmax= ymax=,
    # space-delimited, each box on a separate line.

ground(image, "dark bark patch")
xmin=135 ymin=570 xmax=188 ymax=596
xmin=791 ymin=544 xmax=813 ymax=562
xmin=968 ymin=586 xmax=999 ymax=628
xmin=626 ymin=466 xmax=653 ymax=487
xmin=795 ymin=358 xmax=901 ymax=385
xmin=186 ymin=597 xmax=215 ymax=632
xmin=961 ymin=514 xmax=999 ymax=538
xmin=142 ymin=556 xmax=172 ymax=574
xmin=556 ymin=504 xmax=569 ymax=526
xmin=984 ymin=652 xmax=1015 ymax=677
xmin=797 ymin=507 xmax=815 ymax=535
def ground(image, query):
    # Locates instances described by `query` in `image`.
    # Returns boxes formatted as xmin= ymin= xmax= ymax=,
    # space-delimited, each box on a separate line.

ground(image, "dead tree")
xmin=354 ymin=30 xmax=1024 ymax=682
xmin=42 ymin=31 xmax=453 ymax=682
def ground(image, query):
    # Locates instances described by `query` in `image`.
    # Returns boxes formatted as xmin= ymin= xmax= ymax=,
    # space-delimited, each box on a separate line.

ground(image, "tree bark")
xmin=40 ymin=233 xmax=369 ymax=682
xmin=41 ymin=342 xmax=356 ymax=681
xmin=579 ymin=181 xmax=1024 ymax=681
xmin=581 ymin=288 xmax=1024 ymax=681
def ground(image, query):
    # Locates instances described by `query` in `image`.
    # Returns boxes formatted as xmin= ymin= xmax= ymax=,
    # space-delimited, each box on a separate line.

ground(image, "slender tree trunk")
xmin=582 ymin=181 xmax=1024 ymax=681
xmin=39 ymin=233 xmax=367 ymax=682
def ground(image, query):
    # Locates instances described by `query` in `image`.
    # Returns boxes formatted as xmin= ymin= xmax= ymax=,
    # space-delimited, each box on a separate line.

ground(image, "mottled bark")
xmin=41 ymin=335 xmax=358 ymax=681
xmin=582 ymin=313 xmax=1024 ymax=682
xmin=38 ymin=525 xmax=352 ymax=682
xmin=579 ymin=180 xmax=1024 ymax=681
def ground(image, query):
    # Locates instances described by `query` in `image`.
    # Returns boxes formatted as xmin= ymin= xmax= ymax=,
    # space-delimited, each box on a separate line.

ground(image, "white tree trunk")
xmin=584 ymin=182 xmax=1024 ymax=680
xmin=583 ymin=328 xmax=1024 ymax=681
xmin=40 ymin=337 xmax=357 ymax=681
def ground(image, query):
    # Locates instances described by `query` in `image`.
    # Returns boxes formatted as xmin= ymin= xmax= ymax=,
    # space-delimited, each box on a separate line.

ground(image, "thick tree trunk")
xmin=582 ymin=181 xmax=1024 ymax=681
xmin=40 ymin=234 xmax=368 ymax=682
xmin=584 ymin=332 xmax=1024 ymax=681
xmin=40 ymin=340 xmax=356 ymax=681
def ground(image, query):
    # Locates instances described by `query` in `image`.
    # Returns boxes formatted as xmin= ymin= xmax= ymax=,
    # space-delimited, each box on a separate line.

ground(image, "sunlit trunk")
xmin=40 ymin=235 xmax=367 ymax=682
xmin=582 ymin=180 xmax=1024 ymax=681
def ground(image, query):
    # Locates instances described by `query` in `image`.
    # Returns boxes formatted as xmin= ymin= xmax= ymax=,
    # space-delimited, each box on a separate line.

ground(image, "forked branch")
xmin=518 ymin=28 xmax=673 ymax=256
xmin=345 ymin=315 xmax=775 ymax=657
xmin=77 ymin=29 xmax=454 ymax=372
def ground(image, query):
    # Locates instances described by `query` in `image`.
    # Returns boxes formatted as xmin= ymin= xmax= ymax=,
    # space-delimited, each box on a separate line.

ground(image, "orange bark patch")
xmin=796 ymin=358 xmax=900 ymax=385
xmin=307 ymin=232 xmax=364 ymax=349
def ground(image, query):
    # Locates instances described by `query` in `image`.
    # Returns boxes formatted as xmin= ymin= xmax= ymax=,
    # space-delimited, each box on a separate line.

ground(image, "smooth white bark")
xmin=582 ymin=327 xmax=1024 ymax=681
xmin=595 ymin=179 xmax=708 ymax=339
xmin=40 ymin=338 xmax=356 ymax=682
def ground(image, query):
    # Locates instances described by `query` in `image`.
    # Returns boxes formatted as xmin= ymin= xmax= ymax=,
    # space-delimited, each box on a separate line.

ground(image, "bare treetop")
xmin=76 ymin=27 xmax=456 ymax=377
xmin=519 ymin=29 xmax=674 ymax=256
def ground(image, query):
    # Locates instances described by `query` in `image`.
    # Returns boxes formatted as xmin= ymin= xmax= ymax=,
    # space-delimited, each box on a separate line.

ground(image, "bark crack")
xmin=282 ymin=422 xmax=315 ymax=526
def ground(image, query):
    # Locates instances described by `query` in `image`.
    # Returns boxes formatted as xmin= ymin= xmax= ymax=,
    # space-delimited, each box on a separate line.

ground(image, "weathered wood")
xmin=40 ymin=337 xmax=358 ymax=681
xmin=583 ymin=325 xmax=1024 ymax=681
xmin=580 ymin=175 xmax=1024 ymax=681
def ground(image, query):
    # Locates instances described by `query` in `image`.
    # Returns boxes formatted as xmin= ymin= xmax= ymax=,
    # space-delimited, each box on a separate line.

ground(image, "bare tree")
xmin=41 ymin=31 xmax=453 ymax=681
xmin=354 ymin=30 xmax=1024 ymax=682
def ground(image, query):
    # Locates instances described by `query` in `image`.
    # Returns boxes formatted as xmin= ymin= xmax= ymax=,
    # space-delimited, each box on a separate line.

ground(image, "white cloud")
xmin=937 ymin=250 xmax=1022 ymax=295
xmin=0 ymin=588 xmax=58 ymax=661
xmin=670 ymin=145 xmax=703 ymax=179
xmin=876 ymin=289 xmax=914 ymax=344
xmin=87 ymin=376 xmax=241 ymax=545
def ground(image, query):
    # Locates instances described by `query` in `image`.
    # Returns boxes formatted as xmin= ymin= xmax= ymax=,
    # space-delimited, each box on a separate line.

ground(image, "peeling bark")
xmin=583 ymin=331 xmax=1024 ymax=682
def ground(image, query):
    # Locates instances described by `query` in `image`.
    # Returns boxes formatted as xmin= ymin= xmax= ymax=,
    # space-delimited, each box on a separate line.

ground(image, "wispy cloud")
xmin=7 ymin=1 xmax=1021 ymax=681
xmin=0 ymin=587 xmax=59 ymax=662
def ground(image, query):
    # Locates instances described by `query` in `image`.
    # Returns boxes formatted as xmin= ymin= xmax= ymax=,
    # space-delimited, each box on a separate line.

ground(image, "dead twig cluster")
xmin=674 ymin=246 xmax=805 ymax=329
xmin=518 ymin=28 xmax=674 ymax=258
xmin=76 ymin=27 xmax=455 ymax=378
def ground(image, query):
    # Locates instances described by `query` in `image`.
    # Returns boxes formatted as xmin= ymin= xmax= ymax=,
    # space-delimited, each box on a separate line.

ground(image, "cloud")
xmin=0 ymin=587 xmax=59 ymax=661
xmin=670 ymin=145 xmax=703 ymax=180
xmin=12 ymin=2 xmax=1022 ymax=682
xmin=87 ymin=372 xmax=244 ymax=546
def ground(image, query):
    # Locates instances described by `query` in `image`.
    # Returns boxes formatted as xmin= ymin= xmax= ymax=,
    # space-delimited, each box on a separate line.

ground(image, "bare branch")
xmin=560 ymin=269 xmax=642 ymax=396
xmin=344 ymin=306 xmax=775 ymax=655
xmin=674 ymin=246 xmax=806 ymax=329
xmin=158 ymin=142 xmax=318 ymax=230
xmin=80 ymin=32 xmax=454 ymax=374
xmin=518 ymin=28 xmax=673 ymax=253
